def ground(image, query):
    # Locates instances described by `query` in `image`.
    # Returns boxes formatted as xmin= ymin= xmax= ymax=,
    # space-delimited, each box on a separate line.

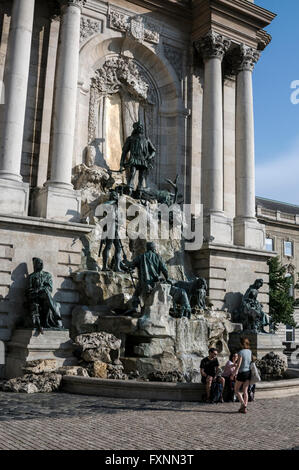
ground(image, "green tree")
xmin=267 ymin=257 xmax=297 ymax=330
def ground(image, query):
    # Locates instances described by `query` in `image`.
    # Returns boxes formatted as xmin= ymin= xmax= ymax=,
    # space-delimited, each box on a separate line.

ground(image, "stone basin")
xmin=61 ymin=368 xmax=299 ymax=402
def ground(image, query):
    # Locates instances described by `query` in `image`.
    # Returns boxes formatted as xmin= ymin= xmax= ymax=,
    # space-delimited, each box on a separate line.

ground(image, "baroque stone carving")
xmin=164 ymin=44 xmax=183 ymax=79
xmin=91 ymin=57 xmax=150 ymax=100
xmin=195 ymin=31 xmax=231 ymax=61
xmin=233 ymin=44 xmax=260 ymax=72
xmin=88 ymin=56 xmax=155 ymax=144
xmin=109 ymin=7 xmax=160 ymax=45
xmin=80 ymin=17 xmax=102 ymax=45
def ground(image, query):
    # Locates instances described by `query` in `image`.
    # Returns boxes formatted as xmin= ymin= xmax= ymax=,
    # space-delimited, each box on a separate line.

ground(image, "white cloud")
xmin=256 ymin=137 xmax=299 ymax=205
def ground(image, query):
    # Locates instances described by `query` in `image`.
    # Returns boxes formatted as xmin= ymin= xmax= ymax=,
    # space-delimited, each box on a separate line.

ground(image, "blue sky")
xmin=253 ymin=0 xmax=299 ymax=205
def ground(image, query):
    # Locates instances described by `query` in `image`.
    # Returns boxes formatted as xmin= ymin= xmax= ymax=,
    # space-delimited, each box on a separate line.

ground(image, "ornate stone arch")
xmin=77 ymin=35 xmax=181 ymax=185
xmin=87 ymin=55 xmax=160 ymax=148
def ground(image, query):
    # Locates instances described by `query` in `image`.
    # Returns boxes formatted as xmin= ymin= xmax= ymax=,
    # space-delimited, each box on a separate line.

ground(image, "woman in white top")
xmin=234 ymin=337 xmax=252 ymax=414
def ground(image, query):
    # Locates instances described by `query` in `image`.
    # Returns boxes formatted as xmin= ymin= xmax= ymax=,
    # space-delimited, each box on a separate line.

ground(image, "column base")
xmin=234 ymin=217 xmax=265 ymax=250
xmin=32 ymin=185 xmax=81 ymax=222
xmin=204 ymin=213 xmax=234 ymax=245
xmin=0 ymin=178 xmax=29 ymax=216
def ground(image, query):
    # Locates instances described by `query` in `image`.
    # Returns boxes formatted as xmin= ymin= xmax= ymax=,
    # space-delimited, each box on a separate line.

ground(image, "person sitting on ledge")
xmin=222 ymin=352 xmax=238 ymax=402
xmin=200 ymin=348 xmax=225 ymax=403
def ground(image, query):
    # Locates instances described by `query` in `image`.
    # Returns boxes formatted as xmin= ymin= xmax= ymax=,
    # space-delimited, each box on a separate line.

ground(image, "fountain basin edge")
xmin=61 ymin=369 xmax=299 ymax=402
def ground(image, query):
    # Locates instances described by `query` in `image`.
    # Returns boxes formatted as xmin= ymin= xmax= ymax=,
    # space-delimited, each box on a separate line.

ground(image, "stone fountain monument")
xmin=68 ymin=121 xmax=237 ymax=383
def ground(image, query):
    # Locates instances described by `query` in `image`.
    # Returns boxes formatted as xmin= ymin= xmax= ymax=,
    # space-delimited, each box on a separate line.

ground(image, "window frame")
xmin=284 ymin=240 xmax=294 ymax=257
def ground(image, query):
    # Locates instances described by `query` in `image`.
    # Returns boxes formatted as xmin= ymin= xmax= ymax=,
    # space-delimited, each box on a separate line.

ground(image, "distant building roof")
xmin=256 ymin=197 xmax=299 ymax=216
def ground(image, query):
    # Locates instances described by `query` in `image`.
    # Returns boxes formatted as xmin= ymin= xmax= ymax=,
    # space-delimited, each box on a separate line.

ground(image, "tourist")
xmin=200 ymin=348 xmax=225 ymax=403
xmin=234 ymin=337 xmax=252 ymax=414
xmin=222 ymin=352 xmax=238 ymax=401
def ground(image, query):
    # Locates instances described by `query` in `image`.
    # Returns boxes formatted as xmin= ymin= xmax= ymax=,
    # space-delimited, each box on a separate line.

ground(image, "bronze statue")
xmin=175 ymin=277 xmax=207 ymax=311
xmin=26 ymin=258 xmax=63 ymax=334
xmin=239 ymin=279 xmax=273 ymax=334
xmin=120 ymin=122 xmax=156 ymax=192
xmin=123 ymin=242 xmax=194 ymax=319
xmin=123 ymin=242 xmax=170 ymax=313
xmin=98 ymin=190 xmax=124 ymax=273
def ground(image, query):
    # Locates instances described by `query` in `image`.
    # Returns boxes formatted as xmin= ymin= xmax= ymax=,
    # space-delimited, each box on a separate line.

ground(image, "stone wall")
xmin=191 ymin=244 xmax=271 ymax=314
xmin=0 ymin=216 xmax=91 ymax=344
xmin=257 ymin=208 xmax=299 ymax=345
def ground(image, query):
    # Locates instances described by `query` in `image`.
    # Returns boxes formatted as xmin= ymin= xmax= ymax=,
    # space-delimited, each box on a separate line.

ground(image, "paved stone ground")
xmin=0 ymin=392 xmax=298 ymax=450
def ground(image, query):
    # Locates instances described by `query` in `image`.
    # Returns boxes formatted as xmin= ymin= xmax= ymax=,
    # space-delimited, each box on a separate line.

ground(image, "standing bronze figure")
xmin=98 ymin=190 xmax=124 ymax=273
xmin=120 ymin=122 xmax=156 ymax=192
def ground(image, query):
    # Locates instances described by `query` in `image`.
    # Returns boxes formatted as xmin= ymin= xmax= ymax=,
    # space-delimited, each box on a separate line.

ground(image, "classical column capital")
xmin=195 ymin=31 xmax=231 ymax=61
xmin=60 ymin=0 xmax=86 ymax=12
xmin=233 ymin=44 xmax=260 ymax=73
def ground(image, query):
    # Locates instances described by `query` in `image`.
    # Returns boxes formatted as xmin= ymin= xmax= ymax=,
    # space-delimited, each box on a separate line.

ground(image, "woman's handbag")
xmin=250 ymin=362 xmax=261 ymax=385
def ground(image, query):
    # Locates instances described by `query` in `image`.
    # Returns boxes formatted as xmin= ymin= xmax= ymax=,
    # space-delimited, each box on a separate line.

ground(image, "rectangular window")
xmin=286 ymin=324 xmax=295 ymax=342
xmin=265 ymin=238 xmax=274 ymax=251
xmin=284 ymin=241 xmax=293 ymax=257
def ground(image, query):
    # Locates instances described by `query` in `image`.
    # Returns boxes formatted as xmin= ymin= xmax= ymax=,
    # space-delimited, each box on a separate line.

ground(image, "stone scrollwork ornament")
xmin=88 ymin=56 xmax=155 ymax=144
xmin=80 ymin=17 xmax=102 ymax=45
xmin=109 ymin=7 xmax=160 ymax=45
xmin=91 ymin=57 xmax=150 ymax=101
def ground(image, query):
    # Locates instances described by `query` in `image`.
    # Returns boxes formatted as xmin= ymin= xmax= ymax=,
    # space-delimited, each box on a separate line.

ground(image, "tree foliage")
xmin=267 ymin=257 xmax=297 ymax=329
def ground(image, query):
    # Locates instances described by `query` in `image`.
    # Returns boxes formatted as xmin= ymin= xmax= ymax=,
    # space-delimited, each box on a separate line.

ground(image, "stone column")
xmin=195 ymin=32 xmax=233 ymax=245
xmin=234 ymin=44 xmax=265 ymax=249
xmin=0 ymin=0 xmax=35 ymax=215
xmin=33 ymin=0 xmax=84 ymax=221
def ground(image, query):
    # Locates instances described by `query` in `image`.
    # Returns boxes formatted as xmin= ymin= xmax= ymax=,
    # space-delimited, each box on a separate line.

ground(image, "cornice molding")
xmin=118 ymin=0 xmax=192 ymax=20
xmin=192 ymin=0 xmax=276 ymax=49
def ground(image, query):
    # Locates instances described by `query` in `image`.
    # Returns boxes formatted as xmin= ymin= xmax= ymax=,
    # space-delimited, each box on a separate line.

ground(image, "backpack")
xmin=248 ymin=385 xmax=256 ymax=402
xmin=210 ymin=378 xmax=223 ymax=403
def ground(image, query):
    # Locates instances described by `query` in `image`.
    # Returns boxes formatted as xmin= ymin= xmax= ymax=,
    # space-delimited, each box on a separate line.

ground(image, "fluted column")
xmin=195 ymin=32 xmax=234 ymax=245
xmin=48 ymin=0 xmax=85 ymax=188
xmin=0 ymin=0 xmax=35 ymax=181
xmin=196 ymin=32 xmax=230 ymax=215
xmin=0 ymin=0 xmax=35 ymax=215
xmin=33 ymin=0 xmax=84 ymax=221
xmin=234 ymin=44 xmax=265 ymax=249
xmin=235 ymin=45 xmax=260 ymax=220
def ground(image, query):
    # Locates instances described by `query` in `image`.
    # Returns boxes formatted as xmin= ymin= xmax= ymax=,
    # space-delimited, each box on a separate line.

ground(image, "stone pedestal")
xmin=191 ymin=243 xmax=273 ymax=313
xmin=32 ymin=185 xmax=81 ymax=222
xmin=234 ymin=217 xmax=265 ymax=250
xmin=204 ymin=213 xmax=234 ymax=245
xmin=5 ymin=329 xmax=78 ymax=379
xmin=72 ymin=284 xmax=235 ymax=382
xmin=0 ymin=179 xmax=29 ymax=216
xmin=229 ymin=332 xmax=287 ymax=361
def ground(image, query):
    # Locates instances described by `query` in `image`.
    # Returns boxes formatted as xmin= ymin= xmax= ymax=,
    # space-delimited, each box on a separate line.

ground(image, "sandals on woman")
xmin=238 ymin=405 xmax=247 ymax=414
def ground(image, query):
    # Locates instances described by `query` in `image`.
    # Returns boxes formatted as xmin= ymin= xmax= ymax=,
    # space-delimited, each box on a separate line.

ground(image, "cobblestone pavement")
xmin=0 ymin=392 xmax=298 ymax=450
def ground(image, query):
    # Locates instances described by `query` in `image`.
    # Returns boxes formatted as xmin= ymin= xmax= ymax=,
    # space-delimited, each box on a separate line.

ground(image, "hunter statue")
xmin=120 ymin=121 xmax=156 ymax=192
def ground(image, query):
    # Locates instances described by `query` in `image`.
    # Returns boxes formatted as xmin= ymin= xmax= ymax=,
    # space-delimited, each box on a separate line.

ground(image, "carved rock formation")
xmin=256 ymin=352 xmax=288 ymax=381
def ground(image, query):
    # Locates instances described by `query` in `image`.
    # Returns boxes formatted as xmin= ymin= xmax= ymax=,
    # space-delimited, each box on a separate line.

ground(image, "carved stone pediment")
xmin=109 ymin=7 xmax=161 ymax=45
